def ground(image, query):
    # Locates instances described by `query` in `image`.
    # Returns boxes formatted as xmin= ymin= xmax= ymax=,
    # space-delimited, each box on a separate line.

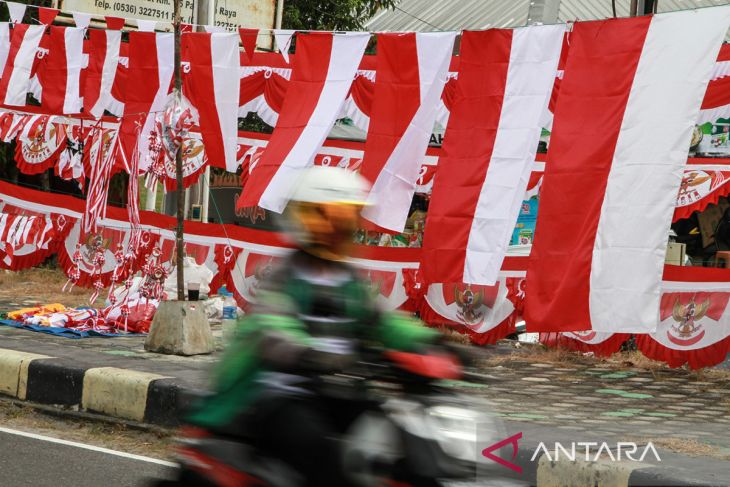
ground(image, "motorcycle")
xmin=154 ymin=342 xmax=504 ymax=487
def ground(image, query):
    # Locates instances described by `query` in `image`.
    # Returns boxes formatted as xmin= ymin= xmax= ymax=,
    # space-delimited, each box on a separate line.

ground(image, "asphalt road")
xmin=0 ymin=426 xmax=177 ymax=487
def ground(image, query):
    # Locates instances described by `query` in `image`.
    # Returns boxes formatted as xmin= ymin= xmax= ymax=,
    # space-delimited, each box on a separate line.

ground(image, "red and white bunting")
xmin=0 ymin=24 xmax=44 ymax=106
xmin=239 ymin=28 xmax=259 ymax=63
xmin=421 ymin=26 xmax=562 ymax=285
xmin=237 ymin=32 xmax=369 ymax=212
xmin=360 ymin=32 xmax=456 ymax=232
xmin=6 ymin=2 xmax=26 ymax=24
xmin=72 ymin=12 xmax=92 ymax=30
xmin=182 ymin=32 xmax=240 ymax=172
xmin=273 ymin=29 xmax=295 ymax=64
xmin=118 ymin=32 xmax=174 ymax=172
xmin=635 ymin=274 xmax=730 ymax=369
xmin=38 ymin=7 xmax=59 ymax=25
xmin=84 ymin=29 xmax=122 ymax=118
xmin=525 ymin=9 xmax=730 ymax=334
xmin=38 ymin=26 xmax=84 ymax=114
xmin=423 ymin=278 xmax=520 ymax=345
xmin=15 ymin=115 xmax=66 ymax=175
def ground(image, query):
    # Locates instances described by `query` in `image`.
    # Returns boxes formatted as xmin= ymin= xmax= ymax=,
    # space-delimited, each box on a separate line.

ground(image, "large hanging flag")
xmin=0 ymin=24 xmax=44 ymax=106
xmin=182 ymin=32 xmax=240 ymax=172
xmin=525 ymin=7 xmax=730 ymax=334
xmin=420 ymin=26 xmax=563 ymax=286
xmin=118 ymin=32 xmax=174 ymax=172
xmin=237 ymin=32 xmax=369 ymax=212
xmin=38 ymin=26 xmax=84 ymax=114
xmin=360 ymin=32 xmax=456 ymax=232
xmin=84 ymin=28 xmax=122 ymax=118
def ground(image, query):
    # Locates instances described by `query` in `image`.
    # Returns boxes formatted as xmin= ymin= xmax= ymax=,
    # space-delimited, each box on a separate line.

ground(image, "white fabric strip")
xmin=0 ymin=214 xmax=8 ymax=244
xmin=211 ymin=33 xmax=241 ymax=172
xmin=90 ymin=30 xmax=121 ymax=118
xmin=63 ymin=28 xmax=84 ymax=114
xmin=464 ymin=25 xmax=563 ymax=285
xmin=3 ymin=25 xmax=44 ymax=106
xmin=0 ymin=23 xmax=10 ymax=78
xmin=259 ymin=32 xmax=370 ymax=212
xmin=589 ymin=6 xmax=730 ymax=333
xmin=361 ymin=32 xmax=456 ymax=232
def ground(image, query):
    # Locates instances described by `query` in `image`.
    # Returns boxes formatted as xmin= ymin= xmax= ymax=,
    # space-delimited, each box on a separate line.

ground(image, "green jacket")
xmin=187 ymin=251 xmax=438 ymax=429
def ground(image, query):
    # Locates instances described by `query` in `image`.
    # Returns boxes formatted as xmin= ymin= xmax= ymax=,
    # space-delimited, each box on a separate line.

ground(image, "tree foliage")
xmin=283 ymin=0 xmax=397 ymax=31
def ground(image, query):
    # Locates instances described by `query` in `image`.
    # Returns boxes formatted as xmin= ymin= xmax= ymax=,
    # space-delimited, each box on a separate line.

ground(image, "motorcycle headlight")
xmin=427 ymin=405 xmax=480 ymax=462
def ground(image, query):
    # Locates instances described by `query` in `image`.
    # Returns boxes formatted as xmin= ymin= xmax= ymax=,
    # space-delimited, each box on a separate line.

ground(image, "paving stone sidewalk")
xmin=470 ymin=356 xmax=730 ymax=453
xmin=1 ymin=322 xmax=728 ymax=451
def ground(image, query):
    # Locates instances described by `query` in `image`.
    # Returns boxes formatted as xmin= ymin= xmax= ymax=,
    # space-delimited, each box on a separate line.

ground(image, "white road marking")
xmin=0 ymin=426 xmax=177 ymax=468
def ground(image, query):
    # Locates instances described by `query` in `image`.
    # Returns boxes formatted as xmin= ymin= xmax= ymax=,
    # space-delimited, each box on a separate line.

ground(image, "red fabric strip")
xmin=38 ymin=26 xmax=70 ymax=114
xmin=117 ymin=32 xmax=160 ymax=170
xmin=84 ymin=29 xmax=109 ymax=116
xmin=359 ymin=33 xmax=420 ymax=185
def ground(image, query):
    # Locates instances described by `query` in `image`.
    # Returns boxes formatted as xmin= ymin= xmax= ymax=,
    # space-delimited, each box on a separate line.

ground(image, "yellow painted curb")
xmin=82 ymin=367 xmax=171 ymax=422
xmin=0 ymin=349 xmax=51 ymax=400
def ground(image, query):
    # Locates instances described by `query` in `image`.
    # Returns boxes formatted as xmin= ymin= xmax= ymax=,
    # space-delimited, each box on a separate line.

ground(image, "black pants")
xmin=245 ymin=394 xmax=368 ymax=487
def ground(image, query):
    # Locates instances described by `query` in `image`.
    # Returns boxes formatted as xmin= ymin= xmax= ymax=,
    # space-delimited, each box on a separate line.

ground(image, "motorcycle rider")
xmin=185 ymin=166 xmax=444 ymax=487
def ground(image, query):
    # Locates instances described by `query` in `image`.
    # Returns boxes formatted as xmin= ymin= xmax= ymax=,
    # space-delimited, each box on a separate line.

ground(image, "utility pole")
xmin=173 ymin=0 xmax=185 ymax=301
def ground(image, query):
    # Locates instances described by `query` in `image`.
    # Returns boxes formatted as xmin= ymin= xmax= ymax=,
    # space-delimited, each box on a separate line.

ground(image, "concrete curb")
xmin=511 ymin=449 xmax=726 ymax=487
xmin=0 ymin=347 xmax=198 ymax=427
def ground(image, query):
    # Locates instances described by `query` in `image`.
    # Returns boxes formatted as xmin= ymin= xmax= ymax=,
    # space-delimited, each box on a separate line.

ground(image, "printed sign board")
xmin=60 ymin=0 xmax=275 ymax=30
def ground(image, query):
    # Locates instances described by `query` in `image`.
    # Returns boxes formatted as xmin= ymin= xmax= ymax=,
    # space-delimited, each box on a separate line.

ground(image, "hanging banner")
xmin=229 ymin=248 xmax=285 ymax=309
xmin=422 ymin=278 xmax=520 ymax=345
xmin=14 ymin=117 xmax=67 ymax=175
xmin=674 ymin=169 xmax=730 ymax=221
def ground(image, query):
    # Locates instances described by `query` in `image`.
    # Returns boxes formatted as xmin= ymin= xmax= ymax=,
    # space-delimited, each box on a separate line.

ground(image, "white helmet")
xmin=289 ymin=165 xmax=371 ymax=205
xmin=283 ymin=166 xmax=371 ymax=261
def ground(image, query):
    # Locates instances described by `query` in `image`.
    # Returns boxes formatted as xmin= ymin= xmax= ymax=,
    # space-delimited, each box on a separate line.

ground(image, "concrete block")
xmin=82 ymin=367 xmax=169 ymax=422
xmin=0 ymin=349 xmax=51 ymax=399
xmin=144 ymin=300 xmax=214 ymax=356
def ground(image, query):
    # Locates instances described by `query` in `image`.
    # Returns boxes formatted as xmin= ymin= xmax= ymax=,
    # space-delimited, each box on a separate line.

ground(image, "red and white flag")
xmin=182 ymin=32 xmax=240 ymax=172
xmin=525 ymin=8 xmax=730 ymax=334
xmin=237 ymin=32 xmax=369 ymax=212
xmin=360 ymin=32 xmax=456 ymax=232
xmin=420 ymin=26 xmax=563 ymax=285
xmin=0 ymin=24 xmax=44 ymax=106
xmin=84 ymin=28 xmax=122 ymax=118
xmin=38 ymin=26 xmax=84 ymax=114
xmin=118 ymin=32 xmax=174 ymax=172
